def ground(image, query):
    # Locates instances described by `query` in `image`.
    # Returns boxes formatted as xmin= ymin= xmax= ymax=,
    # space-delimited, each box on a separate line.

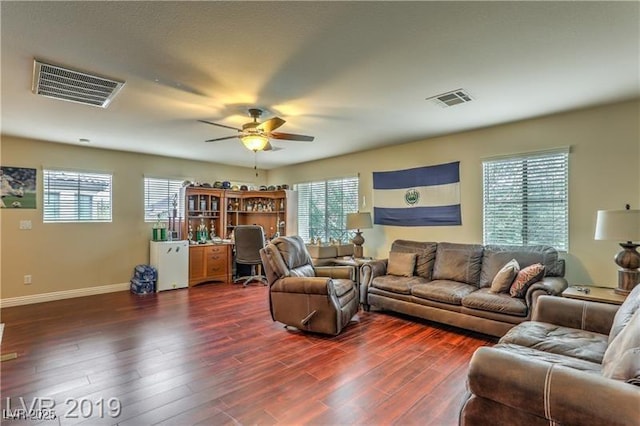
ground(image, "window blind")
xmin=295 ymin=177 xmax=359 ymax=243
xmin=43 ymin=169 xmax=112 ymax=223
xmin=483 ymin=150 xmax=569 ymax=251
xmin=144 ymin=177 xmax=185 ymax=222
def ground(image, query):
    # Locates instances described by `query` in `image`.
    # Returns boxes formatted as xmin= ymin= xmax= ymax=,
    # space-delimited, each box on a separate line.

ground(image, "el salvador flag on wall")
xmin=373 ymin=161 xmax=461 ymax=226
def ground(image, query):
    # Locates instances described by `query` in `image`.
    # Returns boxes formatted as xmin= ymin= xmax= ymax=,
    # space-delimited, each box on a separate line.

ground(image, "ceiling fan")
xmin=199 ymin=108 xmax=315 ymax=152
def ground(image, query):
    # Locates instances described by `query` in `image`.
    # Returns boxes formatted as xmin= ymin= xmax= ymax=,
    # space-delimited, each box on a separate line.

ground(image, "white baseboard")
xmin=0 ymin=282 xmax=130 ymax=308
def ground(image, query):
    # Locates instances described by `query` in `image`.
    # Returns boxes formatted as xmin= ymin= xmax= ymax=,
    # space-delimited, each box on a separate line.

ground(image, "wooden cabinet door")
xmin=188 ymin=246 xmax=206 ymax=286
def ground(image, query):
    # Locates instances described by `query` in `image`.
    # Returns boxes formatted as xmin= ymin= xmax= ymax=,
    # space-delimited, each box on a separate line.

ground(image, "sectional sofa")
xmin=360 ymin=240 xmax=568 ymax=337
xmin=461 ymin=286 xmax=640 ymax=425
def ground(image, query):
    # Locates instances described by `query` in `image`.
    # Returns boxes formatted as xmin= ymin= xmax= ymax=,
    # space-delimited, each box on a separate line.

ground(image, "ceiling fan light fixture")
xmin=241 ymin=134 xmax=269 ymax=152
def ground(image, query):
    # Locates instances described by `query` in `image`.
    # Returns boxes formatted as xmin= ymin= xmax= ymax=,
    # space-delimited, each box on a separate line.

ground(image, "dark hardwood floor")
xmin=1 ymin=283 xmax=496 ymax=425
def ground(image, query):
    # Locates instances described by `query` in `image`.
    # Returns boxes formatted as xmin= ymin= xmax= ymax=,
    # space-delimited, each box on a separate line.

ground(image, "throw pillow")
xmin=489 ymin=259 xmax=520 ymax=293
xmin=509 ymin=263 xmax=545 ymax=298
xmin=602 ymin=308 xmax=640 ymax=385
xmin=387 ymin=252 xmax=417 ymax=277
xmin=608 ymin=284 xmax=640 ymax=344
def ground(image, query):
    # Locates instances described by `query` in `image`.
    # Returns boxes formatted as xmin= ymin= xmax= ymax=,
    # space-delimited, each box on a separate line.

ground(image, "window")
xmin=43 ymin=169 xmax=112 ymax=222
xmin=144 ymin=177 xmax=184 ymax=222
xmin=483 ymin=149 xmax=569 ymax=251
xmin=295 ymin=177 xmax=359 ymax=243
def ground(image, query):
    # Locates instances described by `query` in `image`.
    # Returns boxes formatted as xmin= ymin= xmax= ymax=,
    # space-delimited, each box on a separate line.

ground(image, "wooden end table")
xmin=562 ymin=286 xmax=627 ymax=305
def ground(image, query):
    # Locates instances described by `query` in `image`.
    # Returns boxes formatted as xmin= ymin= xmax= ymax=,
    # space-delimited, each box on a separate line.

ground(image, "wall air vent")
xmin=32 ymin=59 xmax=125 ymax=108
xmin=427 ymin=89 xmax=473 ymax=108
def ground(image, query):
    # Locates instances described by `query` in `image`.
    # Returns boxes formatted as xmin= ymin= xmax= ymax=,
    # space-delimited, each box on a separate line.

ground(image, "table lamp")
xmin=346 ymin=212 xmax=373 ymax=258
xmin=594 ymin=205 xmax=640 ymax=295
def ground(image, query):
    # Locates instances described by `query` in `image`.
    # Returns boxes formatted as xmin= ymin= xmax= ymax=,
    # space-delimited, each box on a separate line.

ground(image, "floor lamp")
xmin=347 ymin=212 xmax=373 ymax=258
xmin=595 ymin=206 xmax=640 ymax=295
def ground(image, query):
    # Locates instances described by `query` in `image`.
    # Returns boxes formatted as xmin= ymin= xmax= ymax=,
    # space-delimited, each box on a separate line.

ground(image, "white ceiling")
xmin=2 ymin=1 xmax=638 ymax=169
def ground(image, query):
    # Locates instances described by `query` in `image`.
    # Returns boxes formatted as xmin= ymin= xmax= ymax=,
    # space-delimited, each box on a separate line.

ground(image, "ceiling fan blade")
xmin=205 ymin=135 xmax=239 ymax=142
xmin=257 ymin=117 xmax=285 ymax=133
xmin=270 ymin=132 xmax=315 ymax=142
xmin=198 ymin=120 xmax=241 ymax=132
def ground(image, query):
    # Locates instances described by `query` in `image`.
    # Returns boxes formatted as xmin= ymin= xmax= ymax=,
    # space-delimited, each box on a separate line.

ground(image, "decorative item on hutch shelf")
xmin=594 ymin=204 xmax=640 ymax=295
xmin=198 ymin=218 xmax=208 ymax=243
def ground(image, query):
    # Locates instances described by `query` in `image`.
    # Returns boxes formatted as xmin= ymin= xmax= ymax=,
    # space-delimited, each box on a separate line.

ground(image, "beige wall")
xmin=0 ymin=137 xmax=266 ymax=299
xmin=2 ymin=100 xmax=638 ymax=300
xmin=268 ymin=100 xmax=640 ymax=286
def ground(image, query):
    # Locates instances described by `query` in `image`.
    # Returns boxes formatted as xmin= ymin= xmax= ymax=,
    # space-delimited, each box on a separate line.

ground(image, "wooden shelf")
xmin=182 ymin=188 xmax=297 ymax=285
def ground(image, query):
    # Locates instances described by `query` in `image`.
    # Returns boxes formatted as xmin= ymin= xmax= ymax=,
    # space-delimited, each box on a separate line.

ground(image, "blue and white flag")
xmin=373 ymin=161 xmax=461 ymax=226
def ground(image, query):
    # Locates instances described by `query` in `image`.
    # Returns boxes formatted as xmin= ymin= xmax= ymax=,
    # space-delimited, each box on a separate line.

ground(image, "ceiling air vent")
xmin=427 ymin=89 xmax=473 ymax=108
xmin=32 ymin=59 xmax=125 ymax=108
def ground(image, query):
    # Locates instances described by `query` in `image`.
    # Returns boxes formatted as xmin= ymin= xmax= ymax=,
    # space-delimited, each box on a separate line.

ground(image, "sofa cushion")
xmin=609 ymin=283 xmax=640 ymax=344
xmin=306 ymin=244 xmax=338 ymax=260
xmin=509 ymin=263 xmax=545 ymax=298
xmin=480 ymin=245 xmax=560 ymax=288
xmin=462 ymin=288 xmax=527 ymax=316
xmin=489 ymin=259 xmax=519 ymax=293
xmin=411 ymin=280 xmax=477 ymax=305
xmin=336 ymin=244 xmax=354 ymax=257
xmin=492 ymin=343 xmax=602 ymax=374
xmin=602 ymin=308 xmax=640 ymax=384
xmin=371 ymin=275 xmax=429 ymax=295
xmin=606 ymin=348 xmax=640 ymax=386
xmin=499 ymin=321 xmax=609 ymax=364
xmin=387 ymin=251 xmax=417 ymax=277
xmin=390 ymin=240 xmax=437 ymax=280
xmin=432 ymin=242 xmax=484 ymax=285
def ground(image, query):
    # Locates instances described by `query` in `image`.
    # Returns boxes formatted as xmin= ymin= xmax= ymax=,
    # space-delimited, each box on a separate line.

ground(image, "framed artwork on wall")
xmin=1 ymin=166 xmax=37 ymax=209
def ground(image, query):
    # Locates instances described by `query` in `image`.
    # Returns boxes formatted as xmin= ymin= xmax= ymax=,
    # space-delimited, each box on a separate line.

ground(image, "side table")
xmin=562 ymin=286 xmax=627 ymax=305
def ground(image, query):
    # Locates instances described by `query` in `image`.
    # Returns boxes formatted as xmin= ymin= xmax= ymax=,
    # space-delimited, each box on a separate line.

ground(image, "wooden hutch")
xmin=182 ymin=187 xmax=297 ymax=286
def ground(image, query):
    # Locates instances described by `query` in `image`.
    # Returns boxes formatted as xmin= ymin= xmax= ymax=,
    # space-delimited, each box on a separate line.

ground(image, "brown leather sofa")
xmin=460 ymin=285 xmax=640 ymax=426
xmin=360 ymin=241 xmax=567 ymax=337
xmin=260 ymin=235 xmax=359 ymax=335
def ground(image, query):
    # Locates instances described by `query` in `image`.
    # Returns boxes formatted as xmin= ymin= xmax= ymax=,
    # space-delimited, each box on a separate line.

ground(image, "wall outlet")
xmin=24 ymin=275 xmax=32 ymax=285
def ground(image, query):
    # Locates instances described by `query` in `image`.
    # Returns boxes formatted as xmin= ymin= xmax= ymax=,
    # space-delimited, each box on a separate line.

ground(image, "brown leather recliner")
xmin=259 ymin=235 xmax=359 ymax=335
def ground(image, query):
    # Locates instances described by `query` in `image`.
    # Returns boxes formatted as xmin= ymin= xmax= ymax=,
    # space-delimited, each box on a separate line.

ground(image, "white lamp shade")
xmin=346 ymin=212 xmax=373 ymax=230
xmin=594 ymin=209 xmax=640 ymax=242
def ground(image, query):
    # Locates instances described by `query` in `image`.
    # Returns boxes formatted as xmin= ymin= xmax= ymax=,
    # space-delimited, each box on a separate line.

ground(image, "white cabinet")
xmin=150 ymin=241 xmax=189 ymax=291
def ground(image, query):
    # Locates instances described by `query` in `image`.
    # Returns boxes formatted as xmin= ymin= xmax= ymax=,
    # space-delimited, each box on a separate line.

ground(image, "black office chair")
xmin=233 ymin=225 xmax=268 ymax=286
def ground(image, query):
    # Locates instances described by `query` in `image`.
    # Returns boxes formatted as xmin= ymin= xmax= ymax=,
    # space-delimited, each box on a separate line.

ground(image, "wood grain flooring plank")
xmin=1 ymin=283 xmax=496 ymax=426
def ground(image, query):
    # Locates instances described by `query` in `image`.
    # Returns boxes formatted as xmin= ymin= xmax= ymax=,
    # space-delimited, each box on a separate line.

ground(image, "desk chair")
xmin=234 ymin=225 xmax=268 ymax=286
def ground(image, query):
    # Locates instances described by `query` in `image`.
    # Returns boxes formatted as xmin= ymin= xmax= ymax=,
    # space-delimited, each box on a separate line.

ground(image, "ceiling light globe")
xmin=241 ymin=134 xmax=269 ymax=151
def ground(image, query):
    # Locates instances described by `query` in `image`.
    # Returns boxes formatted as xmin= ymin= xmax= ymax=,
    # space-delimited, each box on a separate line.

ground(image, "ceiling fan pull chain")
xmin=254 ymin=152 xmax=258 ymax=178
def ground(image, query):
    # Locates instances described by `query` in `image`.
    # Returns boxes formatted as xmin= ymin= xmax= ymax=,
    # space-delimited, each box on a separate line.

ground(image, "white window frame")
xmin=482 ymin=148 xmax=569 ymax=251
xmin=295 ymin=176 xmax=359 ymax=243
xmin=43 ymin=169 xmax=112 ymax=223
xmin=144 ymin=177 xmax=185 ymax=223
